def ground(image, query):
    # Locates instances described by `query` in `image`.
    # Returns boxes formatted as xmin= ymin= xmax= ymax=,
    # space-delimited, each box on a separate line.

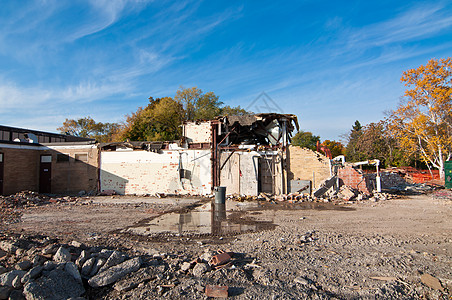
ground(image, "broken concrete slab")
xmin=53 ymin=247 xmax=71 ymax=263
xmin=88 ymin=257 xmax=141 ymax=288
xmin=0 ymin=270 xmax=26 ymax=287
xmin=23 ymin=269 xmax=85 ymax=300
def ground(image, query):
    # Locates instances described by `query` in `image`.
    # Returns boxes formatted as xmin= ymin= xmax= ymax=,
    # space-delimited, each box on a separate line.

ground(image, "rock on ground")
xmin=88 ymin=257 xmax=141 ymax=288
xmin=23 ymin=269 xmax=85 ymax=300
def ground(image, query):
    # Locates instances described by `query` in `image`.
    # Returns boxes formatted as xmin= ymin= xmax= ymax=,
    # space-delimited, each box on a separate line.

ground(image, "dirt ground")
xmin=1 ymin=193 xmax=451 ymax=299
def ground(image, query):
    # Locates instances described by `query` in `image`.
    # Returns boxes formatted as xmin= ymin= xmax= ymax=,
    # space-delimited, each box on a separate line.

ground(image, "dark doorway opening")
xmin=39 ymin=155 xmax=52 ymax=193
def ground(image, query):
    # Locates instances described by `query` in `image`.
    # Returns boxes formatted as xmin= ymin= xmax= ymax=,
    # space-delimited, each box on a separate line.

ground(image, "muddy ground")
xmin=1 ymin=192 xmax=451 ymax=299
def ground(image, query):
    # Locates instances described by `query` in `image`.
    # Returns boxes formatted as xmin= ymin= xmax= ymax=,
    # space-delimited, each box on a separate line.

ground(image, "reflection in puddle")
xmin=124 ymin=203 xmax=274 ymax=236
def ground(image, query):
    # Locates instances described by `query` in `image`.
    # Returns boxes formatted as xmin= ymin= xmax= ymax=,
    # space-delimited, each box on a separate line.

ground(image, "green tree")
xmin=174 ymin=87 xmax=224 ymax=121
xmin=220 ymin=105 xmax=249 ymax=116
xmin=57 ymin=117 xmax=120 ymax=143
xmin=345 ymin=120 xmax=364 ymax=162
xmin=291 ymin=130 xmax=320 ymax=151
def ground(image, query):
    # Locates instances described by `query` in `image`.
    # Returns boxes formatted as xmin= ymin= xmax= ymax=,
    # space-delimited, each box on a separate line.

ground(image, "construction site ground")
xmin=1 ymin=192 xmax=451 ymax=299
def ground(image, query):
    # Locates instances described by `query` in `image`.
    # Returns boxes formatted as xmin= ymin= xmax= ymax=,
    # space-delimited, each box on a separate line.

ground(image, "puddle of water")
xmin=123 ymin=203 xmax=275 ymax=237
xmin=122 ymin=200 xmax=354 ymax=237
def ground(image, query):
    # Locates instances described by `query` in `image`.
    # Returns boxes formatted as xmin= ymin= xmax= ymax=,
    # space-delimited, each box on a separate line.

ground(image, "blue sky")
xmin=1 ymin=0 xmax=451 ymax=141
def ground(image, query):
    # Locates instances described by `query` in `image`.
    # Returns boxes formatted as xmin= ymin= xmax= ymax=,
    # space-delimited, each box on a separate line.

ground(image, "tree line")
xmin=57 ymin=87 xmax=248 ymax=143
xmin=58 ymin=58 xmax=451 ymax=176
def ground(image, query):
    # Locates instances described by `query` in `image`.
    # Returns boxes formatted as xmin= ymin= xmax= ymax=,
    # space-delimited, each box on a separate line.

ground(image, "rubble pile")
xmin=0 ymin=234 xmax=248 ymax=299
xmin=0 ymin=191 xmax=76 ymax=209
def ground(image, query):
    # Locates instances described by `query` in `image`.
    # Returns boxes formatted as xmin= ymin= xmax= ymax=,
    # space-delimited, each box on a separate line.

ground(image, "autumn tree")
xmin=57 ymin=117 xmax=120 ymax=142
xmin=114 ymin=97 xmax=183 ymax=141
xmin=321 ymin=140 xmax=345 ymax=158
xmin=389 ymin=58 xmax=452 ymax=178
xmin=291 ymin=130 xmax=320 ymax=151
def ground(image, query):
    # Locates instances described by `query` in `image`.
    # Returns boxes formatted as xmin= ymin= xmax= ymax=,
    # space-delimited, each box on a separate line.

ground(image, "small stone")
xmin=43 ymin=261 xmax=57 ymax=271
xmin=65 ymin=262 xmax=82 ymax=284
xmin=23 ymin=269 xmax=84 ymax=300
xmin=81 ymin=258 xmax=96 ymax=276
xmin=192 ymin=263 xmax=209 ymax=277
xmin=21 ymin=266 xmax=43 ymax=284
xmin=69 ymin=241 xmax=83 ymax=248
xmin=32 ymin=255 xmax=47 ymax=267
xmin=89 ymin=258 xmax=106 ymax=277
xmin=294 ymin=277 xmax=309 ymax=285
xmin=41 ymin=244 xmax=58 ymax=255
xmin=75 ymin=250 xmax=89 ymax=268
xmin=180 ymin=262 xmax=191 ymax=272
xmin=16 ymin=260 xmax=32 ymax=271
xmin=98 ymin=251 xmax=125 ymax=273
xmin=53 ymin=247 xmax=71 ymax=263
xmin=0 ymin=241 xmax=18 ymax=254
xmin=0 ymin=270 xmax=26 ymax=287
xmin=12 ymin=275 xmax=22 ymax=288
xmin=420 ymin=273 xmax=444 ymax=292
xmin=88 ymin=257 xmax=141 ymax=287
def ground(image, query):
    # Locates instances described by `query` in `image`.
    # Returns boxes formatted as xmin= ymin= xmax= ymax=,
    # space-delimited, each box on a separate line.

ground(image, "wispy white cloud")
xmin=345 ymin=4 xmax=452 ymax=49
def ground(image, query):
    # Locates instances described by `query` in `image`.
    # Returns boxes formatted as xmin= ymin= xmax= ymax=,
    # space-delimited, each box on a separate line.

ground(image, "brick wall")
xmin=45 ymin=145 xmax=99 ymax=194
xmin=287 ymin=146 xmax=331 ymax=189
xmin=0 ymin=143 xmax=99 ymax=196
xmin=183 ymin=122 xmax=212 ymax=143
xmin=0 ymin=146 xmax=40 ymax=195
xmin=337 ymin=165 xmax=370 ymax=194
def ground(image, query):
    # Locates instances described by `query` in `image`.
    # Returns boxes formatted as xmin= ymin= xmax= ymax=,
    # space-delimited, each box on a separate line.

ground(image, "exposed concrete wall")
xmin=45 ymin=145 xmax=99 ymax=194
xmin=287 ymin=145 xmax=331 ymax=190
xmin=100 ymin=149 xmax=212 ymax=195
xmin=220 ymin=151 xmax=282 ymax=196
xmin=184 ymin=122 xmax=212 ymax=143
xmin=0 ymin=145 xmax=40 ymax=195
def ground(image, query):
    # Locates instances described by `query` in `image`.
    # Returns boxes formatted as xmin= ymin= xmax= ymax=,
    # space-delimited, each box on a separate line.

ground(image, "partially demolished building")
xmin=99 ymin=113 xmax=299 ymax=196
xmin=1 ymin=115 xmax=394 ymax=197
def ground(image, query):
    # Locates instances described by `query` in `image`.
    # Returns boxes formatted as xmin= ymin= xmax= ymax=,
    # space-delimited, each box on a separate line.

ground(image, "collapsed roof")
xmin=218 ymin=113 xmax=299 ymax=146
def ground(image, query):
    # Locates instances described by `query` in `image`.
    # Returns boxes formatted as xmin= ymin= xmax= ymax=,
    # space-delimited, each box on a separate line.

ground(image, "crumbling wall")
xmin=100 ymin=149 xmax=211 ymax=195
xmin=46 ymin=145 xmax=99 ymax=194
xmin=220 ymin=152 xmax=259 ymax=196
xmin=220 ymin=151 xmax=282 ymax=196
xmin=184 ymin=122 xmax=212 ymax=143
xmin=0 ymin=144 xmax=40 ymax=195
xmin=337 ymin=165 xmax=370 ymax=194
xmin=287 ymin=146 xmax=330 ymax=190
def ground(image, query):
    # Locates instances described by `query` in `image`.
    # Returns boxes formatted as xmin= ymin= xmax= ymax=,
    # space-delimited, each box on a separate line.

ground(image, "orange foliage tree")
xmin=390 ymin=58 xmax=452 ymax=178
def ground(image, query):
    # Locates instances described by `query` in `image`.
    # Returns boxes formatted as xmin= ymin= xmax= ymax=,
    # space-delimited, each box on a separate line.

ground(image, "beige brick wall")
xmin=287 ymin=145 xmax=331 ymax=189
xmin=45 ymin=145 xmax=99 ymax=194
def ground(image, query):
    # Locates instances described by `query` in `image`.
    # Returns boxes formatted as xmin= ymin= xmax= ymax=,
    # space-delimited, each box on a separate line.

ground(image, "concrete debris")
xmin=337 ymin=185 xmax=357 ymax=201
xmin=88 ymin=257 xmax=142 ymax=287
xmin=53 ymin=246 xmax=71 ymax=263
xmin=23 ymin=269 xmax=85 ymax=300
